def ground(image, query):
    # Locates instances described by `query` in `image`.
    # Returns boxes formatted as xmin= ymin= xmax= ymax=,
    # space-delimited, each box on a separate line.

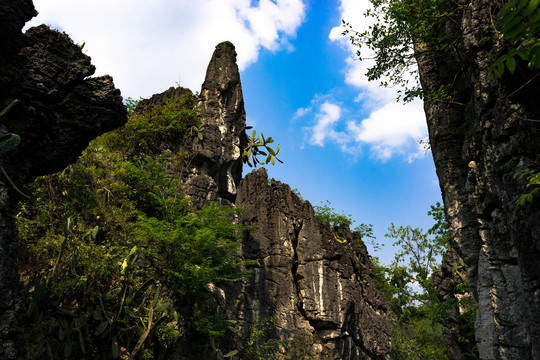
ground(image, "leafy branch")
xmin=242 ymin=129 xmax=283 ymax=167
xmin=490 ymin=0 xmax=540 ymax=77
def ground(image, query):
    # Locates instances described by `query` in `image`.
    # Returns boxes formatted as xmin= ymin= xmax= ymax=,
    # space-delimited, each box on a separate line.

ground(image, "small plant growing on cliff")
xmin=243 ymin=129 xmax=283 ymax=167
xmin=490 ymin=0 xmax=540 ymax=78
xmin=514 ymin=168 xmax=540 ymax=205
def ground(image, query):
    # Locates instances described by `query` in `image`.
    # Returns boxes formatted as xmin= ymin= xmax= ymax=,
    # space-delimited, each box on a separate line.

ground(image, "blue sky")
xmin=26 ymin=0 xmax=442 ymax=265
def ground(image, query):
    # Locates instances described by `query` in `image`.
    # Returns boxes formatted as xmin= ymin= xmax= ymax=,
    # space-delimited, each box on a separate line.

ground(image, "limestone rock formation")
xmin=415 ymin=1 xmax=540 ymax=358
xmin=0 ymin=1 xmax=126 ymax=358
xmin=165 ymin=41 xmax=392 ymax=359
xmin=230 ymin=169 xmax=393 ymax=359
xmin=186 ymin=41 xmax=247 ymax=208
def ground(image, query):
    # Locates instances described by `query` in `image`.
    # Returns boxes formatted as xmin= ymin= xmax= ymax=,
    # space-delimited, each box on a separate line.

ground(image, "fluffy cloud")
xmin=322 ymin=0 xmax=428 ymax=161
xmin=25 ymin=0 xmax=306 ymax=98
xmin=299 ymin=97 xmax=426 ymax=161
xmin=346 ymin=100 xmax=427 ymax=160
xmin=309 ymin=101 xmax=342 ymax=146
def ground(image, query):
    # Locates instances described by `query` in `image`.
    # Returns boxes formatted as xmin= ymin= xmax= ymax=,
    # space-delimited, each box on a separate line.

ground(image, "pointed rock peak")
xmin=190 ymin=41 xmax=246 ymax=204
xmin=200 ymin=41 xmax=240 ymax=98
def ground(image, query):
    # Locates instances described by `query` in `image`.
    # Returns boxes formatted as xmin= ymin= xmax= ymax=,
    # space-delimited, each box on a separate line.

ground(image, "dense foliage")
xmin=17 ymin=93 xmax=252 ymax=359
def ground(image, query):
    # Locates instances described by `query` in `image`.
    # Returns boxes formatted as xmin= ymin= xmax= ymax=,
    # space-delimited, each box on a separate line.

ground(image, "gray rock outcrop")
xmin=186 ymin=41 xmax=247 ymax=208
xmin=0 ymin=1 xmax=126 ymax=358
xmin=415 ymin=1 xmax=540 ymax=359
xmin=232 ymin=169 xmax=392 ymax=359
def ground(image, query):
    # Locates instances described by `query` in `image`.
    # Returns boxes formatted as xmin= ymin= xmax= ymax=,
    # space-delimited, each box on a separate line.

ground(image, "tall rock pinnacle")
xmin=188 ymin=41 xmax=247 ymax=205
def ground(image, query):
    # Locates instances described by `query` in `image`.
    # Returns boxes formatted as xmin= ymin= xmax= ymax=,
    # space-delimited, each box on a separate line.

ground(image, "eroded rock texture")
xmin=226 ymin=168 xmax=392 ymax=359
xmin=416 ymin=1 xmax=540 ymax=359
xmin=186 ymin=41 xmax=247 ymax=207
xmin=0 ymin=1 xmax=126 ymax=358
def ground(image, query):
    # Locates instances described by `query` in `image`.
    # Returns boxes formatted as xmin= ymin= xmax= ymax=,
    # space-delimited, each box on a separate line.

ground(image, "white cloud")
xmin=347 ymin=100 xmax=427 ymax=160
xmin=299 ymin=95 xmax=426 ymax=161
xmin=309 ymin=101 xmax=342 ymax=146
xmin=323 ymin=0 xmax=428 ymax=161
xmin=25 ymin=0 xmax=306 ymax=98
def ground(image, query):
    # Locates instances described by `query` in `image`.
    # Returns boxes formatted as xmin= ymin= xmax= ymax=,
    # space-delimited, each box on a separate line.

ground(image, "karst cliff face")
xmin=190 ymin=42 xmax=393 ymax=360
xmin=416 ymin=1 xmax=540 ymax=359
xmin=0 ymin=1 xmax=126 ymax=358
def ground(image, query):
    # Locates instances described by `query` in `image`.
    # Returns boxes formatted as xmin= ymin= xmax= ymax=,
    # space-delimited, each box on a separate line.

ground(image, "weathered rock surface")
xmin=0 ymin=1 xmax=126 ymax=358
xmin=432 ymin=249 xmax=478 ymax=360
xmin=224 ymin=168 xmax=392 ymax=359
xmin=415 ymin=1 xmax=540 ymax=359
xmin=186 ymin=41 xmax=247 ymax=207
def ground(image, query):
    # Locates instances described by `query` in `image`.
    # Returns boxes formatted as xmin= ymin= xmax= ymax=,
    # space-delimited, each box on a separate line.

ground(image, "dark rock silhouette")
xmin=186 ymin=41 xmax=247 ymax=208
xmin=416 ymin=1 xmax=540 ymax=358
xmin=0 ymin=1 xmax=126 ymax=358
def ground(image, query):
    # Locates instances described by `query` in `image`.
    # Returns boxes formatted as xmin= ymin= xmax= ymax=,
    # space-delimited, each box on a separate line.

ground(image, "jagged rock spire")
xmin=189 ymin=41 xmax=246 ymax=204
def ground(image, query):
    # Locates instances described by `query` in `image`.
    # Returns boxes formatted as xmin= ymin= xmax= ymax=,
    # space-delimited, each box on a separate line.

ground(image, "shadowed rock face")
xmin=0 ymin=1 xmax=126 ymax=358
xmin=415 ymin=1 xmax=540 ymax=358
xmin=432 ymin=249 xmax=478 ymax=360
xmin=231 ymin=169 xmax=393 ymax=359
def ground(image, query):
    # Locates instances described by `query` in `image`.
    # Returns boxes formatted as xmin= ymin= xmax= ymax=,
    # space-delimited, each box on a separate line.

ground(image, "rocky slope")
xmin=0 ymin=1 xmax=126 ymax=358
xmin=416 ymin=1 xmax=540 ymax=359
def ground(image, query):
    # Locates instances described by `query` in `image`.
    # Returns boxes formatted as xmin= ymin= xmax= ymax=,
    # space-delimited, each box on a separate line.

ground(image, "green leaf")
xmin=529 ymin=43 xmax=540 ymax=68
xmin=499 ymin=6 xmax=518 ymax=28
xmin=128 ymin=246 xmax=138 ymax=256
xmin=0 ymin=133 xmax=21 ymax=154
xmin=154 ymin=301 xmax=170 ymax=313
xmin=0 ymin=99 xmax=21 ymax=119
xmin=530 ymin=9 xmax=540 ymax=24
xmin=64 ymin=340 xmax=72 ymax=358
xmin=518 ymin=0 xmax=528 ymax=10
xmin=504 ymin=22 xmax=527 ymax=40
xmin=506 ymin=55 xmax=517 ymax=73
xmin=223 ymin=350 xmax=239 ymax=358
xmin=524 ymin=0 xmax=540 ymax=16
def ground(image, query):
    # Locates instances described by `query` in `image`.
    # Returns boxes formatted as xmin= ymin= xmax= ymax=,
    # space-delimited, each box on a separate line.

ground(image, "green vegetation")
xmin=240 ymin=317 xmax=316 ymax=360
xmin=341 ymin=0 xmax=461 ymax=102
xmin=243 ymin=129 xmax=283 ymax=167
xmin=311 ymin=199 xmax=381 ymax=250
xmin=371 ymin=203 xmax=476 ymax=359
xmin=343 ymin=0 xmax=540 ymax=101
xmin=17 ymin=93 xmax=254 ymax=359
xmin=514 ymin=168 xmax=540 ymax=205
xmin=490 ymin=0 xmax=540 ymax=78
